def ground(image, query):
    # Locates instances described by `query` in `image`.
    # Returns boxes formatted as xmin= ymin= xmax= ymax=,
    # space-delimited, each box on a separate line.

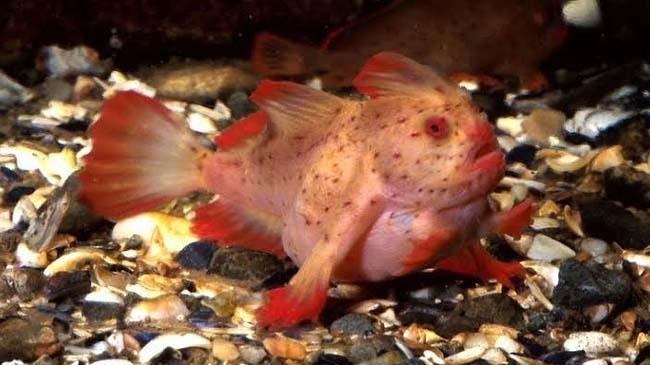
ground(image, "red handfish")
xmin=252 ymin=0 xmax=566 ymax=89
xmin=79 ymin=52 xmax=532 ymax=329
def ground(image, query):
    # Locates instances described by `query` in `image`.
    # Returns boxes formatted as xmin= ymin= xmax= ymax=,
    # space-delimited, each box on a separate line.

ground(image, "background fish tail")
xmin=252 ymin=32 xmax=329 ymax=78
xmin=79 ymin=91 xmax=210 ymax=220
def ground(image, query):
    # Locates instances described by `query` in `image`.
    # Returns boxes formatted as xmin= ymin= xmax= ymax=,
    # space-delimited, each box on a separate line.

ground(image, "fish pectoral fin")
xmin=257 ymin=196 xmax=385 ymax=328
xmin=250 ymin=79 xmax=349 ymax=137
xmin=487 ymin=198 xmax=533 ymax=239
xmin=214 ymin=111 xmax=267 ymax=151
xmin=353 ymin=52 xmax=461 ymax=99
xmin=435 ymin=241 xmax=524 ymax=288
xmin=397 ymin=228 xmax=457 ymax=275
xmin=191 ymin=198 xmax=285 ymax=257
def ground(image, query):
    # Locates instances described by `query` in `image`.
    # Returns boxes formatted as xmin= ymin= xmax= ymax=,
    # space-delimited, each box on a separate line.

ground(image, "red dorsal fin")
xmin=79 ymin=91 xmax=209 ymax=220
xmin=214 ymin=110 xmax=267 ymax=151
xmin=191 ymin=198 xmax=285 ymax=257
xmin=250 ymin=80 xmax=347 ymax=137
xmin=353 ymin=52 xmax=460 ymax=99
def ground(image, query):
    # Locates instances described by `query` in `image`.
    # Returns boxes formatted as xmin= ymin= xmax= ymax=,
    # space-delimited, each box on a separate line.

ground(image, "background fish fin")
xmin=250 ymin=80 xmax=348 ymax=136
xmin=79 ymin=91 xmax=209 ymax=220
xmin=214 ymin=110 xmax=267 ymax=151
xmin=353 ymin=51 xmax=460 ymax=98
xmin=191 ymin=198 xmax=285 ymax=258
xmin=252 ymin=32 xmax=311 ymax=77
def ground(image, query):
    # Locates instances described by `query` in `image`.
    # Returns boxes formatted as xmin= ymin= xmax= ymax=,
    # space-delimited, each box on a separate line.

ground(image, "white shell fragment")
xmin=444 ymin=346 xmax=486 ymax=365
xmin=125 ymin=294 xmax=190 ymax=324
xmin=16 ymin=242 xmax=49 ymax=268
xmin=44 ymin=248 xmax=118 ymax=276
xmin=104 ymin=71 xmax=156 ymax=98
xmin=111 ymin=212 xmax=198 ymax=254
xmin=41 ymin=101 xmax=89 ymax=122
xmin=138 ymin=333 xmax=211 ymax=363
xmin=563 ymin=0 xmax=602 ymax=27
xmin=564 ymin=108 xmax=635 ymax=141
xmin=84 ymin=288 xmax=125 ymax=305
xmin=527 ymin=234 xmax=576 ymax=261
xmin=563 ymin=331 xmax=619 ymax=354
xmin=187 ymin=112 xmax=218 ymax=134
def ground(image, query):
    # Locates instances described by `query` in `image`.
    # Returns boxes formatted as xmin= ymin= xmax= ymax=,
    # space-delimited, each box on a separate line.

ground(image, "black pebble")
xmin=208 ymin=247 xmax=284 ymax=283
xmin=505 ymin=143 xmax=538 ymax=167
xmin=2 ymin=186 xmax=35 ymax=206
xmin=82 ymin=301 xmax=124 ymax=322
xmin=315 ymin=353 xmax=353 ymax=365
xmin=552 ymin=258 xmax=633 ymax=309
xmin=227 ymin=91 xmax=257 ymax=120
xmin=0 ymin=166 xmax=20 ymax=183
xmin=329 ymin=313 xmax=375 ymax=335
xmin=579 ymin=199 xmax=650 ymax=249
xmin=603 ymin=165 xmax=650 ymax=209
xmin=540 ymin=350 xmax=587 ymax=365
xmin=175 ymin=241 xmax=218 ymax=270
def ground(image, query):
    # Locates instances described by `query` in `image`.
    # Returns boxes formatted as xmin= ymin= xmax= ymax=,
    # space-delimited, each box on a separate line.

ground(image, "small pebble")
xmin=563 ymin=331 xmax=618 ymax=354
xmin=126 ymin=294 xmax=189 ymax=323
xmin=211 ymin=338 xmax=239 ymax=361
xmin=330 ymin=313 xmax=375 ymax=335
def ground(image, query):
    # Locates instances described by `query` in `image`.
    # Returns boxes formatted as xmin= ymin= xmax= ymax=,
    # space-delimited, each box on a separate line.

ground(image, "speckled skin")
xmin=205 ymin=62 xmax=504 ymax=283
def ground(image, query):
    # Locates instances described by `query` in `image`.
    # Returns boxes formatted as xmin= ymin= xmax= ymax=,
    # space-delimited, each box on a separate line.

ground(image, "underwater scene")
xmin=1 ymin=0 xmax=650 ymax=364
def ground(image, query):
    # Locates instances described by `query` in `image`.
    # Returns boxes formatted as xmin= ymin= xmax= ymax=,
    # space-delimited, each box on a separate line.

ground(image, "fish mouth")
xmin=468 ymin=142 xmax=504 ymax=172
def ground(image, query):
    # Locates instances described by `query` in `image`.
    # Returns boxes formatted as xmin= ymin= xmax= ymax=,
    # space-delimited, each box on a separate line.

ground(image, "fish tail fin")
xmin=252 ymin=32 xmax=321 ymax=77
xmin=79 ymin=91 xmax=210 ymax=220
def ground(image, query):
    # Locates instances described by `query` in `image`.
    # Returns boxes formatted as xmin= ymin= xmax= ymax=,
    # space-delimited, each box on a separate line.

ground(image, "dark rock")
xmin=2 ymin=185 xmax=35 ymax=206
xmin=81 ymin=301 xmax=124 ymax=322
xmin=579 ymin=199 xmax=650 ymax=249
xmin=348 ymin=337 xmax=395 ymax=364
xmin=505 ymin=143 xmax=538 ymax=167
xmin=175 ymin=241 xmax=217 ymax=270
xmin=5 ymin=267 xmax=45 ymax=301
xmin=208 ymin=247 xmax=284 ymax=283
xmin=0 ymin=228 xmax=22 ymax=252
xmin=601 ymin=115 xmax=650 ymax=159
xmin=396 ymin=302 xmax=447 ymax=327
xmin=45 ymin=271 xmax=92 ymax=302
xmin=226 ymin=91 xmax=257 ymax=120
xmin=552 ymin=258 xmax=633 ymax=309
xmin=329 ymin=313 xmax=375 ymax=335
xmin=0 ymin=317 xmax=61 ymax=362
xmin=540 ymin=350 xmax=587 ymax=365
xmin=0 ymin=166 xmax=20 ymax=183
xmin=315 ymin=353 xmax=354 ymax=365
xmin=461 ymin=294 xmax=525 ymax=329
xmin=603 ymin=165 xmax=650 ymax=209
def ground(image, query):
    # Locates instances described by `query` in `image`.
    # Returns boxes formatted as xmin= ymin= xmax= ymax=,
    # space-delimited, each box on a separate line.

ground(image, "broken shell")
xmin=490 ymin=192 xmax=514 ymax=211
xmin=537 ymin=200 xmax=561 ymax=217
xmin=263 ymin=335 xmax=306 ymax=361
xmin=39 ymin=148 xmax=78 ymax=185
xmin=104 ymin=71 xmax=156 ymax=98
xmin=16 ymin=242 xmax=50 ymax=268
xmin=402 ymin=323 xmax=446 ymax=345
xmin=112 ymin=212 xmax=198 ymax=254
xmin=527 ymin=234 xmax=575 ymax=261
xmin=621 ymin=250 xmax=650 ymax=269
xmin=564 ymin=107 xmax=635 ymax=141
xmin=541 ymin=149 xmax=599 ymax=173
xmin=187 ymin=112 xmax=218 ymax=134
xmin=481 ymin=347 xmax=508 ymax=364
xmin=126 ymin=274 xmax=184 ymax=298
xmin=521 ymin=261 xmax=559 ymax=287
xmin=44 ymin=248 xmax=117 ymax=276
xmin=494 ymin=335 xmax=526 ymax=354
xmin=478 ymin=324 xmax=519 ymax=339
xmin=138 ymin=333 xmax=211 ymax=363
xmin=530 ymin=217 xmax=561 ymax=230
xmin=496 ymin=115 xmax=525 ymax=138
xmin=212 ymin=338 xmax=240 ymax=361
xmin=0 ymin=145 xmax=47 ymax=171
xmin=591 ymin=145 xmax=625 ymax=172
xmin=125 ymin=294 xmax=190 ymax=324
xmin=41 ymin=101 xmax=88 ymax=122
xmin=444 ymin=346 xmax=486 ymax=365
xmin=563 ymin=331 xmax=619 ymax=354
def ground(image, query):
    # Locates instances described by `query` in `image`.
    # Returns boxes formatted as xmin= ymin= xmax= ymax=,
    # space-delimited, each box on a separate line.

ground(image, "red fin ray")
xmin=353 ymin=52 xmax=459 ymax=99
xmin=256 ymin=281 xmax=328 ymax=329
xmin=79 ymin=91 xmax=209 ymax=220
xmin=491 ymin=199 xmax=533 ymax=239
xmin=214 ymin=111 xmax=267 ymax=151
xmin=435 ymin=242 xmax=524 ymax=287
xmin=398 ymin=228 xmax=456 ymax=275
xmin=191 ymin=199 xmax=285 ymax=257
xmin=250 ymin=80 xmax=346 ymax=137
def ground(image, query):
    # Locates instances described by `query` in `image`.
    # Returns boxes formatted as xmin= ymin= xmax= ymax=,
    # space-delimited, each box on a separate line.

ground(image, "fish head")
xmin=368 ymin=94 xmax=504 ymax=210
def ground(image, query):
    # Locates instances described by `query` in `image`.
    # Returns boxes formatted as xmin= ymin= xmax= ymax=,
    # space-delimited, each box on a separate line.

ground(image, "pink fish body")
xmin=80 ymin=53 xmax=531 ymax=328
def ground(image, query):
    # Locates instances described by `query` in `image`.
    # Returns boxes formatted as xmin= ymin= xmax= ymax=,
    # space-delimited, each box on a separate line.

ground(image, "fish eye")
xmin=425 ymin=116 xmax=448 ymax=139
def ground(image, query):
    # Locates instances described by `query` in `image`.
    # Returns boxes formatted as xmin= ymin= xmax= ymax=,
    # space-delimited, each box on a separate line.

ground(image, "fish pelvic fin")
xmin=79 ymin=91 xmax=210 ymax=220
xmin=252 ymin=32 xmax=326 ymax=78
